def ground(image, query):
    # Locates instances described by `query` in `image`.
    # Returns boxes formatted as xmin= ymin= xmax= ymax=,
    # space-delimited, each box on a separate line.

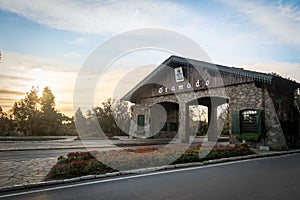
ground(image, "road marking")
xmin=0 ymin=153 xmax=297 ymax=198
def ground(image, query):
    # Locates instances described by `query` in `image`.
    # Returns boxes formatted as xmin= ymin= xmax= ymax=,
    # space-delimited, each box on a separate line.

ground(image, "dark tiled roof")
xmin=168 ymin=55 xmax=273 ymax=84
xmin=122 ymin=55 xmax=299 ymax=101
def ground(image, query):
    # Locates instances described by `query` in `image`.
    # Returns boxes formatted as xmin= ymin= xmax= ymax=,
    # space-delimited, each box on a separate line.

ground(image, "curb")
xmin=0 ymin=143 xmax=168 ymax=152
xmin=1 ymin=149 xmax=300 ymax=193
xmin=0 ymin=145 xmax=115 ymax=152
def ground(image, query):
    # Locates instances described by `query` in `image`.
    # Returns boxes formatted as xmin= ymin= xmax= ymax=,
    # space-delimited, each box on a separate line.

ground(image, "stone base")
xmin=259 ymin=146 xmax=270 ymax=151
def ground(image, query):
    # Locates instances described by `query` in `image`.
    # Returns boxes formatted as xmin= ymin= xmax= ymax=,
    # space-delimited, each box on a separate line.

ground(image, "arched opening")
xmin=149 ymin=102 xmax=179 ymax=139
xmin=187 ymin=97 xmax=229 ymax=142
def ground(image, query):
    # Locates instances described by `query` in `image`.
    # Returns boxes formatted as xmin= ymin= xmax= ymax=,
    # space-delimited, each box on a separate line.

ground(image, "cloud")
xmin=0 ymin=0 xmax=201 ymax=34
xmin=1 ymin=51 xmax=79 ymax=73
xmin=63 ymin=51 xmax=81 ymax=59
xmin=0 ymin=51 xmax=79 ymax=116
xmin=0 ymin=74 xmax=34 ymax=81
xmin=69 ymin=37 xmax=88 ymax=44
xmin=241 ymin=61 xmax=300 ymax=83
xmin=221 ymin=0 xmax=300 ymax=46
xmin=1 ymin=0 xmax=298 ymax=66
xmin=0 ymin=89 xmax=24 ymax=96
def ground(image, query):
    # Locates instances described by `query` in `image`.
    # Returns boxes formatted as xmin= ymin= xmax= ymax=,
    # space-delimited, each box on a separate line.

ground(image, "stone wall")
xmin=130 ymin=81 xmax=289 ymax=150
xmin=226 ymin=82 xmax=288 ymax=150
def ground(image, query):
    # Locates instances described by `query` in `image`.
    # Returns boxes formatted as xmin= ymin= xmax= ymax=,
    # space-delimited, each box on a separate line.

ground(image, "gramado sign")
xmin=158 ymin=67 xmax=210 ymax=94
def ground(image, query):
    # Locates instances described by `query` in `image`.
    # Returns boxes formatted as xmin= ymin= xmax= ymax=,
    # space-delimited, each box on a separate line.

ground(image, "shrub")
xmin=46 ymin=145 xmax=255 ymax=180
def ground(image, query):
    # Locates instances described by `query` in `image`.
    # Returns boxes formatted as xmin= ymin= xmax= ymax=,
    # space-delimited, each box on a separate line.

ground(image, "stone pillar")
xmin=208 ymin=106 xmax=218 ymax=142
xmin=178 ymin=103 xmax=188 ymax=143
xmin=263 ymin=88 xmax=288 ymax=150
xmin=129 ymin=104 xmax=147 ymax=139
xmin=144 ymin=108 xmax=150 ymax=138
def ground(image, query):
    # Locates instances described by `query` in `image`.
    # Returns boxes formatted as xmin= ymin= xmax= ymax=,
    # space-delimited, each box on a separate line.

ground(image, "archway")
xmin=149 ymin=102 xmax=179 ymax=139
xmin=187 ymin=97 xmax=229 ymax=142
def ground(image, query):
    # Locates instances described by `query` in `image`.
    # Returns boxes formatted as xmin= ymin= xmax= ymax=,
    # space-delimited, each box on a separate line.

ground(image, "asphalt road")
xmin=1 ymin=153 xmax=300 ymax=200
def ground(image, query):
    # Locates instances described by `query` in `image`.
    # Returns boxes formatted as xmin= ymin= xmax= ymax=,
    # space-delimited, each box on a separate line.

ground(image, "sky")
xmin=0 ymin=0 xmax=300 ymax=116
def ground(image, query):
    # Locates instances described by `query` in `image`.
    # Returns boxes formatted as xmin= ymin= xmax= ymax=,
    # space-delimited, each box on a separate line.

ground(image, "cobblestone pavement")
xmin=0 ymin=137 xmax=174 ymax=189
xmin=0 ymin=157 xmax=57 ymax=188
xmin=0 ymin=137 xmax=228 ymax=189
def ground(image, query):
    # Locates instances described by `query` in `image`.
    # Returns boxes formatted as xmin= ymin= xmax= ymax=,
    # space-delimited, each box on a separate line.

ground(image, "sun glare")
xmin=16 ymin=67 xmax=75 ymax=116
xmin=24 ymin=68 xmax=56 ymax=96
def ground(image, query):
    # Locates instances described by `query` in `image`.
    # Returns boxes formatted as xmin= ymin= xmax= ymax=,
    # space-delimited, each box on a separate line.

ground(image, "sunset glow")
xmin=1 ymin=1 xmax=300 ymax=117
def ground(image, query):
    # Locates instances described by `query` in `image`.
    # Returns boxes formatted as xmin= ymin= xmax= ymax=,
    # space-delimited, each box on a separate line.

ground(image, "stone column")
xmin=208 ymin=106 xmax=218 ymax=142
xmin=178 ymin=103 xmax=188 ymax=143
xmin=144 ymin=108 xmax=150 ymax=138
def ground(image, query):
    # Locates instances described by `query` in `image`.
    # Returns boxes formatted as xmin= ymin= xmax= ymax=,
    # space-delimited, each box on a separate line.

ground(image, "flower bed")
xmin=45 ymin=144 xmax=255 ymax=180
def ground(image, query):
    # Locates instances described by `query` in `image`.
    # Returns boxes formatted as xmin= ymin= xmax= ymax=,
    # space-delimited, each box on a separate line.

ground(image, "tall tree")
xmin=10 ymin=86 xmax=73 ymax=136
xmin=11 ymin=87 xmax=39 ymax=135
xmin=40 ymin=87 xmax=55 ymax=112
xmin=0 ymin=106 xmax=10 ymax=135
xmin=39 ymin=87 xmax=65 ymax=135
xmin=94 ymin=98 xmax=131 ymax=137
xmin=74 ymin=107 xmax=88 ymax=136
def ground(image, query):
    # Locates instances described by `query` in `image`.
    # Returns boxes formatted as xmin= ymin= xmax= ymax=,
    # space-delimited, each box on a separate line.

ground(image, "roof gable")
xmin=122 ymin=55 xmax=299 ymax=102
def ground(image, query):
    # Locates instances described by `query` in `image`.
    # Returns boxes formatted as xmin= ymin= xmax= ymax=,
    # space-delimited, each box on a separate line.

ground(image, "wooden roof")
xmin=122 ymin=55 xmax=300 ymax=102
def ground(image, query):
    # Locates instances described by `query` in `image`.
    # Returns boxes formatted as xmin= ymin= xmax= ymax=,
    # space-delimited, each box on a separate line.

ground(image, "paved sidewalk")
xmin=0 ymin=157 xmax=57 ymax=188
xmin=0 ymin=138 xmax=170 ymax=189
xmin=0 ymin=138 xmax=171 ymax=151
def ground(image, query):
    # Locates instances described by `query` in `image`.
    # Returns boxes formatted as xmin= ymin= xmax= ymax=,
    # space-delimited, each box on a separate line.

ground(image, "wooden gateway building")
xmin=122 ymin=55 xmax=300 ymax=150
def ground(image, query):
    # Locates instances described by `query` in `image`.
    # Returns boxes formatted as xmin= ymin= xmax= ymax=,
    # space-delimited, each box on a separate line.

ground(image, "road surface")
xmin=1 ymin=153 xmax=299 ymax=200
xmin=0 ymin=148 xmax=115 ymax=161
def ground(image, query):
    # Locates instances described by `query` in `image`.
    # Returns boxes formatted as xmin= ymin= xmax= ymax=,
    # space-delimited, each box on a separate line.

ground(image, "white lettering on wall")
xmin=196 ymin=80 xmax=200 ymax=87
xmin=205 ymin=80 xmax=210 ymax=86
xmin=158 ymin=87 xmax=163 ymax=94
xmin=157 ymin=79 xmax=210 ymax=94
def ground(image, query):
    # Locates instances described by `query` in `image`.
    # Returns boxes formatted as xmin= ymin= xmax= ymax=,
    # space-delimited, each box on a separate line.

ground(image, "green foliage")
xmin=46 ymin=151 xmax=116 ymax=180
xmin=74 ymin=99 xmax=131 ymax=138
xmin=11 ymin=87 xmax=39 ymax=135
xmin=40 ymin=87 xmax=55 ymax=112
xmin=174 ymin=145 xmax=254 ymax=164
xmin=46 ymin=145 xmax=255 ymax=180
xmin=219 ymin=105 xmax=230 ymax=135
xmin=0 ymin=107 xmax=11 ymax=134
xmin=1 ymin=86 xmax=76 ymax=136
xmin=94 ymin=98 xmax=131 ymax=137
xmin=236 ymin=134 xmax=260 ymax=141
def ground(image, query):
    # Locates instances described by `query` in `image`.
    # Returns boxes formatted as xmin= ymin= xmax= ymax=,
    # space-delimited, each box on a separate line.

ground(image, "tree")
xmin=40 ymin=87 xmax=55 ymax=112
xmin=189 ymin=105 xmax=208 ymax=136
xmin=0 ymin=106 xmax=10 ymax=135
xmin=11 ymin=87 xmax=39 ymax=136
xmin=9 ymin=86 xmax=74 ymax=136
xmin=74 ymin=107 xmax=88 ymax=136
xmin=63 ymin=116 xmax=77 ymax=136
xmin=94 ymin=98 xmax=131 ymax=137
xmin=217 ymin=104 xmax=230 ymax=135
xmin=39 ymin=87 xmax=67 ymax=135
xmin=110 ymin=100 xmax=131 ymax=135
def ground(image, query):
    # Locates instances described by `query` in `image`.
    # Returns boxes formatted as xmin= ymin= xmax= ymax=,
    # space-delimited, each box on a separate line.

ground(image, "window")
xmin=137 ymin=115 xmax=145 ymax=130
xmin=170 ymin=123 xmax=178 ymax=131
xmin=240 ymin=110 xmax=261 ymax=134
